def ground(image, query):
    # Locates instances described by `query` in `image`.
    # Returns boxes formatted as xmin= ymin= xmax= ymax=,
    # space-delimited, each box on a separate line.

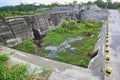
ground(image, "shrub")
xmin=55 ymin=26 xmax=65 ymax=34
xmin=60 ymin=20 xmax=79 ymax=32
xmin=60 ymin=19 xmax=69 ymax=28
xmin=68 ymin=20 xmax=78 ymax=30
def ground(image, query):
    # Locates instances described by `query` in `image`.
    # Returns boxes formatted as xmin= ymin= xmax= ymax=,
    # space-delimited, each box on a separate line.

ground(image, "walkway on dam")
xmin=105 ymin=10 xmax=120 ymax=80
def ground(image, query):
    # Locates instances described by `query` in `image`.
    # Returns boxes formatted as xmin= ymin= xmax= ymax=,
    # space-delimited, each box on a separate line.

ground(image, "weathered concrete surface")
xmin=81 ymin=11 xmax=108 ymax=22
xmin=0 ymin=47 xmax=103 ymax=80
xmin=0 ymin=11 xmax=81 ymax=47
xmin=88 ymin=5 xmax=101 ymax=11
xmin=88 ymin=20 xmax=107 ymax=75
xmin=105 ymin=10 xmax=120 ymax=80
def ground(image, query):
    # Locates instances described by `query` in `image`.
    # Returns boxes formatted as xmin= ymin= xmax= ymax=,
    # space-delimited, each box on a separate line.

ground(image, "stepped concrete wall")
xmin=0 ymin=11 xmax=81 ymax=47
xmin=81 ymin=11 xmax=108 ymax=22
xmin=0 ymin=11 xmax=108 ymax=47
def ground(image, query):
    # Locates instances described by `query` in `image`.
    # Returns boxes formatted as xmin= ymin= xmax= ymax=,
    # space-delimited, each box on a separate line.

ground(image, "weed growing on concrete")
xmin=0 ymin=54 xmax=52 ymax=80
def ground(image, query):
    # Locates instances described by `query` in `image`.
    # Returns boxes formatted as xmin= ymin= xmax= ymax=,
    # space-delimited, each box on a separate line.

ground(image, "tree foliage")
xmin=1 ymin=0 xmax=120 ymax=17
xmin=0 ymin=3 xmax=63 ymax=17
xmin=87 ymin=0 xmax=120 ymax=9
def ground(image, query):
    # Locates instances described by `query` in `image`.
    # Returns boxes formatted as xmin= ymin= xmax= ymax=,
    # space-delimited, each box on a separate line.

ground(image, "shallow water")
xmin=44 ymin=36 xmax=83 ymax=58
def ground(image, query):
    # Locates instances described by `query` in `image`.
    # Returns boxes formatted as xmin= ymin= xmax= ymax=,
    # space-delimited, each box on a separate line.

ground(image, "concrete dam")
xmin=0 ymin=6 xmax=116 ymax=80
xmin=0 ymin=9 xmax=81 ymax=47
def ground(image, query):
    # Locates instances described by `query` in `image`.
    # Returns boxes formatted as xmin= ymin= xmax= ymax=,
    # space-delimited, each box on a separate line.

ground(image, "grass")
xmin=38 ymin=49 xmax=52 ymax=56
xmin=52 ymin=51 xmax=90 ymax=68
xmin=41 ymin=20 xmax=80 ymax=46
xmin=40 ymin=20 xmax=102 ymax=67
xmin=0 ymin=54 xmax=52 ymax=80
xmin=0 ymin=11 xmax=47 ymax=18
xmin=41 ymin=20 xmax=101 ymax=47
xmin=15 ymin=20 xmax=102 ymax=68
xmin=15 ymin=40 xmax=37 ymax=54
xmin=70 ymin=36 xmax=98 ymax=57
xmin=0 ymin=54 xmax=28 ymax=80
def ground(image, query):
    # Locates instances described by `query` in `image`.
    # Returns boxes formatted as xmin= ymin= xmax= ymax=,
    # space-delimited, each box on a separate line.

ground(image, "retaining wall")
xmin=81 ymin=11 xmax=108 ymax=22
xmin=88 ymin=20 xmax=107 ymax=73
xmin=0 ymin=11 xmax=81 ymax=47
xmin=0 ymin=11 xmax=108 ymax=49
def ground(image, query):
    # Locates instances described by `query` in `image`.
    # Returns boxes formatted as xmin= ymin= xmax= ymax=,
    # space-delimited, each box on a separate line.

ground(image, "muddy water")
xmin=44 ymin=36 xmax=83 ymax=58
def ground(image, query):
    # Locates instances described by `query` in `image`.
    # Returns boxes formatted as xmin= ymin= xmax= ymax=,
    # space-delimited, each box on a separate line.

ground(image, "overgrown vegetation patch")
xmin=0 ymin=54 xmax=52 ymax=80
xmin=15 ymin=20 xmax=102 ymax=68
xmin=0 ymin=54 xmax=27 ymax=80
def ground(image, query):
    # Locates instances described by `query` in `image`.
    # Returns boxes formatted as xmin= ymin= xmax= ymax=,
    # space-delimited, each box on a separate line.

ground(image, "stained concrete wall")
xmin=0 ymin=16 xmax=15 ymax=46
xmin=81 ymin=11 xmax=108 ymax=76
xmin=0 ymin=10 xmax=108 ymax=47
xmin=88 ymin=21 xmax=107 ymax=73
xmin=81 ymin=11 xmax=108 ymax=22
xmin=81 ymin=11 xmax=108 ymax=75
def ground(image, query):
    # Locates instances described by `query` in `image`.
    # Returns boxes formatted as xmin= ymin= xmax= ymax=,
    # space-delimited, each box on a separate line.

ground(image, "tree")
xmin=73 ymin=0 xmax=77 ymax=5
xmin=107 ymin=0 xmax=113 ymax=9
xmin=94 ymin=0 xmax=106 ymax=8
xmin=112 ymin=2 xmax=120 ymax=9
xmin=87 ymin=1 xmax=93 ymax=5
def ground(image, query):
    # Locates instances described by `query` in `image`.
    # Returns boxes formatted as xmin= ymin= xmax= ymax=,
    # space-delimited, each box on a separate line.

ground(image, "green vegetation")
xmin=0 ymin=11 xmax=46 ymax=18
xmin=39 ymin=49 xmax=52 ymax=56
xmin=42 ymin=20 xmax=101 ymax=46
xmin=0 ymin=54 xmax=27 ymax=80
xmin=15 ymin=40 xmax=37 ymax=54
xmin=53 ymin=51 xmax=91 ymax=68
xmin=1 ymin=0 xmax=120 ymax=17
xmin=40 ymin=20 xmax=102 ymax=68
xmin=16 ymin=20 xmax=102 ymax=68
xmin=42 ymin=20 xmax=79 ymax=46
xmin=0 ymin=3 xmax=63 ymax=17
xmin=0 ymin=54 xmax=9 ymax=62
xmin=87 ymin=0 xmax=120 ymax=9
xmin=0 ymin=54 xmax=52 ymax=80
